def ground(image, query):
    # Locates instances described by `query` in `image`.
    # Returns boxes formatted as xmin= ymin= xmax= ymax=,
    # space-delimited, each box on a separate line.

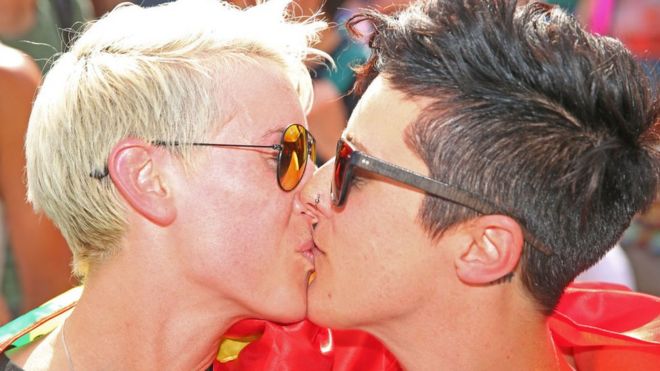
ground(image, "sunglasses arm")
xmin=351 ymin=153 xmax=552 ymax=256
xmin=352 ymin=153 xmax=497 ymax=214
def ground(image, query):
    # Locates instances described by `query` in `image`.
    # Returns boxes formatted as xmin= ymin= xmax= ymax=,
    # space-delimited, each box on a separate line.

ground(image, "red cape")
xmin=551 ymin=282 xmax=660 ymax=370
xmin=214 ymin=283 xmax=659 ymax=370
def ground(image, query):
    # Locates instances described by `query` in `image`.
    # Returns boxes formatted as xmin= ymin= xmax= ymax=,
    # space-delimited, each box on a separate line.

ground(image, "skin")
xmin=0 ymin=0 xmax=36 ymax=37
xmin=160 ymin=60 xmax=317 ymax=324
xmin=305 ymin=76 xmax=436 ymax=329
xmin=10 ymin=59 xmax=316 ymax=370
xmin=0 ymin=43 xmax=73 ymax=319
xmin=302 ymin=76 xmax=563 ymax=370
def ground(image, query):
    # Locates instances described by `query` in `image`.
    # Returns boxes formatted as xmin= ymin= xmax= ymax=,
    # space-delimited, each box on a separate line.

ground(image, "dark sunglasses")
xmin=331 ymin=138 xmax=552 ymax=255
xmin=90 ymin=124 xmax=316 ymax=192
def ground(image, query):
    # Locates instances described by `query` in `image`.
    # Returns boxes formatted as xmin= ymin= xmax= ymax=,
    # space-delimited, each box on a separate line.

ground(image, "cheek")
xmin=206 ymin=158 xmax=290 ymax=242
xmin=312 ymin=185 xmax=434 ymax=325
xmin=223 ymin=197 xmax=292 ymax=270
xmin=337 ymin=183 xmax=424 ymax=273
xmin=181 ymin=168 xmax=294 ymax=278
xmin=217 ymin=176 xmax=298 ymax=273
xmin=339 ymin=216 xmax=429 ymax=294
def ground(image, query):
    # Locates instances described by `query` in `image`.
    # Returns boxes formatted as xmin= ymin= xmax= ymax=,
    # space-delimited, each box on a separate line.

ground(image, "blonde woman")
xmin=0 ymin=0 xmax=326 ymax=369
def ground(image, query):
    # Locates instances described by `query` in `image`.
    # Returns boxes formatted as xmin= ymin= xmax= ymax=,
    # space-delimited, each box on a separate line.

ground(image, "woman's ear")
xmin=454 ymin=215 xmax=523 ymax=285
xmin=108 ymin=138 xmax=176 ymax=226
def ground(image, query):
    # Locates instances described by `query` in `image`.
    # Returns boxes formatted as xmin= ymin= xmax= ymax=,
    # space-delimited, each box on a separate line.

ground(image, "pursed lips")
xmin=297 ymin=240 xmax=316 ymax=264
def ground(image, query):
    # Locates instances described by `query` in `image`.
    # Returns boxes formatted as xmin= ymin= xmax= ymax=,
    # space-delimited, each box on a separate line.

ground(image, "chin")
xmin=266 ymin=307 xmax=306 ymax=324
xmin=258 ymin=294 xmax=307 ymax=324
xmin=306 ymin=284 xmax=346 ymax=329
xmin=307 ymin=305 xmax=347 ymax=329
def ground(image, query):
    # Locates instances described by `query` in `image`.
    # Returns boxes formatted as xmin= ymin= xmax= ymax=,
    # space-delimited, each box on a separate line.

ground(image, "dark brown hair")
xmin=348 ymin=0 xmax=659 ymax=312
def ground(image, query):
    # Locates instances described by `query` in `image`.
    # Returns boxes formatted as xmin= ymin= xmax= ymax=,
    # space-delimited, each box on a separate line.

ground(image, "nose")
xmin=298 ymin=149 xmax=317 ymax=189
xmin=298 ymin=159 xmax=334 ymax=220
xmin=292 ymin=154 xmax=321 ymax=224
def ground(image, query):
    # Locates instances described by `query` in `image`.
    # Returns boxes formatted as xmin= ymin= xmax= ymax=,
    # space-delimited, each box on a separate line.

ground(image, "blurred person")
xmin=620 ymin=199 xmax=660 ymax=296
xmin=0 ymin=0 xmax=90 ymax=319
xmin=0 ymin=0 xmax=37 ymax=37
xmin=0 ymin=41 xmax=73 ymax=323
xmin=621 ymin=200 xmax=660 ymax=255
xmin=302 ymin=0 xmax=660 ymax=370
xmin=1 ymin=0 xmax=92 ymax=72
xmin=303 ymin=0 xmax=369 ymax=163
xmin=0 ymin=0 xmax=74 ymax=321
xmin=89 ymin=0 xmax=126 ymax=16
xmin=577 ymin=0 xmax=659 ymax=73
xmin=546 ymin=0 xmax=578 ymax=13
xmin=0 ymin=0 xmax=325 ymax=369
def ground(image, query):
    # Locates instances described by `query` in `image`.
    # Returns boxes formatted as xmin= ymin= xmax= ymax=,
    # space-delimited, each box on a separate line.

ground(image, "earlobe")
xmin=108 ymin=139 xmax=176 ymax=226
xmin=455 ymin=215 xmax=523 ymax=285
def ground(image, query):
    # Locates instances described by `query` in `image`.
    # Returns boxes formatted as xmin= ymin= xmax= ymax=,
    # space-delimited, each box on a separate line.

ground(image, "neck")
xmin=61 ymin=243 xmax=242 ymax=371
xmin=364 ymin=285 xmax=562 ymax=371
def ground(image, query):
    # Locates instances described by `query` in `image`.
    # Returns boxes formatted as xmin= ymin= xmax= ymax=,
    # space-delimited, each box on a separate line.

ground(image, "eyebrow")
xmin=260 ymin=126 xmax=287 ymax=142
xmin=345 ymin=133 xmax=370 ymax=153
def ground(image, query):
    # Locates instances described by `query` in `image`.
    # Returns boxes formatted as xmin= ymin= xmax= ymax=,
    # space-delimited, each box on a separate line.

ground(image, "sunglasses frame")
xmin=332 ymin=139 xmax=552 ymax=255
xmin=90 ymin=124 xmax=315 ymax=192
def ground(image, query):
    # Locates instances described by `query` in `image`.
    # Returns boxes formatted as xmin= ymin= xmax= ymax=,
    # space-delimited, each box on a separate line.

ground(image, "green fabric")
xmin=0 ymin=287 xmax=81 ymax=349
xmin=1 ymin=0 xmax=93 ymax=73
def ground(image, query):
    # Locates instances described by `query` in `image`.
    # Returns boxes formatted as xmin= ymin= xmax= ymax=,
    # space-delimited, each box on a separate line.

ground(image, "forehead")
xmin=216 ymin=59 xmax=306 ymax=142
xmin=345 ymin=76 xmax=426 ymax=160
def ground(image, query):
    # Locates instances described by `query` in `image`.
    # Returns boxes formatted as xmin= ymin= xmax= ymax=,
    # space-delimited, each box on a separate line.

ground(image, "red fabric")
xmin=327 ymin=329 xmax=401 ymax=370
xmin=550 ymin=282 xmax=660 ymax=370
xmin=214 ymin=319 xmax=400 ymax=371
xmin=215 ymin=283 xmax=659 ymax=370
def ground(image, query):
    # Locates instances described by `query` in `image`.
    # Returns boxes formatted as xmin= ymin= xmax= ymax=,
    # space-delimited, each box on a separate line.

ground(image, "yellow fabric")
xmin=26 ymin=308 xmax=72 ymax=341
xmin=217 ymin=335 xmax=260 ymax=363
xmin=624 ymin=315 xmax=660 ymax=341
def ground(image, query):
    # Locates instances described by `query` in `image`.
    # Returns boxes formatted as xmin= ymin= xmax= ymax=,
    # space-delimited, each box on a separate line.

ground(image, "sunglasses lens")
xmin=278 ymin=124 xmax=309 ymax=191
xmin=332 ymin=139 xmax=352 ymax=205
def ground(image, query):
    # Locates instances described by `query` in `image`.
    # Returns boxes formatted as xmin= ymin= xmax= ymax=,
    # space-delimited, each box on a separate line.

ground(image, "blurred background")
xmin=0 ymin=0 xmax=658 ymax=324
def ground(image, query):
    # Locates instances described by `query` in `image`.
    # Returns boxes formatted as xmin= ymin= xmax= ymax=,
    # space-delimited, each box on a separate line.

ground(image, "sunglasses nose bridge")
xmin=307 ymin=132 xmax=317 ymax=164
xmin=295 ymin=128 xmax=316 ymax=189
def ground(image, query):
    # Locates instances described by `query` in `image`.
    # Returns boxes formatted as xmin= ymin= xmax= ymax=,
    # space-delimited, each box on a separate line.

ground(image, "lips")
xmin=298 ymin=240 xmax=316 ymax=264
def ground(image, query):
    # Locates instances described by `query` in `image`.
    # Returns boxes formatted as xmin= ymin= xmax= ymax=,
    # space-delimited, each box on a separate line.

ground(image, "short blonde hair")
xmin=26 ymin=0 xmax=327 ymax=277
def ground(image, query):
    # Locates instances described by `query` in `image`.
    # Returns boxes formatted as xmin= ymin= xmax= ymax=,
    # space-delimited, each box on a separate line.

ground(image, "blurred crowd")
xmin=0 ymin=0 xmax=658 ymax=323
